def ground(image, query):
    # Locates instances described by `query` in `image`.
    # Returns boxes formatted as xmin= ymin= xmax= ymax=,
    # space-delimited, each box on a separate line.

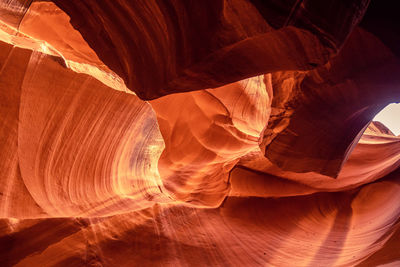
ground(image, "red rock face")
xmin=0 ymin=0 xmax=399 ymax=266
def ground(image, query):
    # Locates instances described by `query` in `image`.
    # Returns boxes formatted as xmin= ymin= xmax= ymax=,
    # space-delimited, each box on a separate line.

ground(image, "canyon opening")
xmin=0 ymin=0 xmax=399 ymax=266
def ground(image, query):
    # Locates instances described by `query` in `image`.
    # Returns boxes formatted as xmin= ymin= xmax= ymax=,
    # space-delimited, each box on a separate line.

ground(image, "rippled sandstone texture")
xmin=0 ymin=0 xmax=399 ymax=266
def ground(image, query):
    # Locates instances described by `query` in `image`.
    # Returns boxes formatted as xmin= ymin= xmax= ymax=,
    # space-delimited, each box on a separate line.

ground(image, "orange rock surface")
xmin=0 ymin=0 xmax=399 ymax=266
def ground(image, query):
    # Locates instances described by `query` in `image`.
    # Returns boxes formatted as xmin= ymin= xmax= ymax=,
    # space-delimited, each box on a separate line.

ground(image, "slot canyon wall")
xmin=0 ymin=0 xmax=399 ymax=266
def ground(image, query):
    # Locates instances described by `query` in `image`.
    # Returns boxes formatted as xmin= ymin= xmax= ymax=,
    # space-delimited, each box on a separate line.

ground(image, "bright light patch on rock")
xmin=0 ymin=1 xmax=400 ymax=266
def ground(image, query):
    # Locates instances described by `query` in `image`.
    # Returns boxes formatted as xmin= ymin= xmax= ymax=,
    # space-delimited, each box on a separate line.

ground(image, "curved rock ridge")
xmin=366 ymin=121 xmax=395 ymax=136
xmin=0 ymin=0 xmax=399 ymax=266
xmin=51 ymin=0 xmax=368 ymax=100
xmin=0 ymin=38 xmax=173 ymax=218
xmin=1 ymin=174 xmax=400 ymax=266
xmin=0 ymin=0 xmax=271 ymax=216
xmin=260 ymin=28 xmax=400 ymax=177
xmin=150 ymin=75 xmax=271 ymax=206
xmin=232 ymin=132 xmax=400 ymax=197
xmin=0 ymin=1 xmax=129 ymax=93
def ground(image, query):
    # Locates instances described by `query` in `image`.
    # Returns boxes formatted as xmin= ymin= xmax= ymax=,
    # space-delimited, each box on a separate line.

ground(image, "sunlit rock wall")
xmin=0 ymin=0 xmax=399 ymax=266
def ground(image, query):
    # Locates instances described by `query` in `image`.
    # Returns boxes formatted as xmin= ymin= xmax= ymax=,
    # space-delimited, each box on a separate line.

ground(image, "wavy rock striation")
xmin=0 ymin=0 xmax=399 ymax=266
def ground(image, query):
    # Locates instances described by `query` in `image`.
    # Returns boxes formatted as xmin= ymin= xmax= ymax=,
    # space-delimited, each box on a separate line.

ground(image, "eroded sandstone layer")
xmin=0 ymin=0 xmax=399 ymax=266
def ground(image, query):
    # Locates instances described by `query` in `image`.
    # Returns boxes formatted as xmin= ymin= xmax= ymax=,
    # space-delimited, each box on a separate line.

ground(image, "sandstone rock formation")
xmin=0 ymin=0 xmax=399 ymax=266
xmin=365 ymin=121 xmax=395 ymax=136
